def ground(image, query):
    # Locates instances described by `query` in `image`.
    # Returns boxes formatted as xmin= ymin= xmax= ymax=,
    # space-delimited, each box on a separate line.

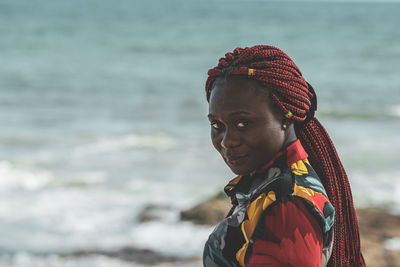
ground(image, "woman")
xmin=202 ymin=45 xmax=365 ymax=267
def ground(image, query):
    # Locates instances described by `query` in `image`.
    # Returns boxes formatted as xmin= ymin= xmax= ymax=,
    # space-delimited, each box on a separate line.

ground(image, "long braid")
xmin=205 ymin=45 xmax=365 ymax=267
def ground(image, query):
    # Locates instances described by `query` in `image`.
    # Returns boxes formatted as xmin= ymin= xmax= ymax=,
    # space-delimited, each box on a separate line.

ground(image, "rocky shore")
xmin=181 ymin=192 xmax=400 ymax=267
xmin=55 ymin=193 xmax=400 ymax=267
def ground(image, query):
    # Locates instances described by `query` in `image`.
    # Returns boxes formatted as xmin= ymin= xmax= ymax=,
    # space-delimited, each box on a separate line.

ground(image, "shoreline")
xmin=58 ymin=247 xmax=201 ymax=265
xmin=46 ymin=206 xmax=399 ymax=267
xmin=2 ymin=199 xmax=399 ymax=267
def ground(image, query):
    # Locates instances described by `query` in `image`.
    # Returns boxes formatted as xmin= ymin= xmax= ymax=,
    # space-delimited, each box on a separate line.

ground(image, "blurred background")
xmin=0 ymin=0 xmax=399 ymax=266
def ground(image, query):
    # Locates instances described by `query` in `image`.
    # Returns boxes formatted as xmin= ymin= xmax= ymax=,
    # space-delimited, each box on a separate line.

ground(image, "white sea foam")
xmin=0 ymin=253 xmax=172 ymax=267
xmin=60 ymin=171 xmax=108 ymax=187
xmin=127 ymin=178 xmax=219 ymax=211
xmin=392 ymin=182 xmax=400 ymax=215
xmin=130 ymin=221 xmax=213 ymax=257
xmin=349 ymin=170 xmax=400 ymax=209
xmin=0 ymin=253 xmax=202 ymax=267
xmin=72 ymin=133 xmax=178 ymax=157
xmin=0 ymin=161 xmax=52 ymax=191
xmin=384 ymin=238 xmax=400 ymax=251
xmin=0 ymin=186 xmax=141 ymax=252
xmin=389 ymin=105 xmax=400 ymax=117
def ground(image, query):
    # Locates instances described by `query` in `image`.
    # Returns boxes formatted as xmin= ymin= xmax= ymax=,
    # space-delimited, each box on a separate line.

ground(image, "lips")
xmin=226 ymin=154 xmax=248 ymax=166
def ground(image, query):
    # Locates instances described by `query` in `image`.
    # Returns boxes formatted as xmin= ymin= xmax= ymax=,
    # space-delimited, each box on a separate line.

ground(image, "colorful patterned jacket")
xmin=203 ymin=140 xmax=335 ymax=267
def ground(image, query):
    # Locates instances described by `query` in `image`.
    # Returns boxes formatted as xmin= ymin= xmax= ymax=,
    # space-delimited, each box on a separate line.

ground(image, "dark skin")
xmin=208 ymin=76 xmax=297 ymax=176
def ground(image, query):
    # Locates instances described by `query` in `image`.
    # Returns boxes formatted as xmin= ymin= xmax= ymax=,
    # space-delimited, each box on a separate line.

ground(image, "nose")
xmin=221 ymin=129 xmax=241 ymax=149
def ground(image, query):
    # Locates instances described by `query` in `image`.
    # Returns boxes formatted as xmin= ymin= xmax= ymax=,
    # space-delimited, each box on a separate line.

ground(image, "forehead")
xmin=208 ymin=77 xmax=272 ymax=115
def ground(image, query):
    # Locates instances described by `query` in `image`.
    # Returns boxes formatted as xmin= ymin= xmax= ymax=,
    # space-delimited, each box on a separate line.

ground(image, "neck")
xmin=282 ymin=124 xmax=297 ymax=149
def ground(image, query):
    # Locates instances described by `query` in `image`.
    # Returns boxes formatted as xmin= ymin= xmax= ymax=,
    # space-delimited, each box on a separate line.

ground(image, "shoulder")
xmin=292 ymin=161 xmax=335 ymax=235
xmin=252 ymin=160 xmax=335 ymax=248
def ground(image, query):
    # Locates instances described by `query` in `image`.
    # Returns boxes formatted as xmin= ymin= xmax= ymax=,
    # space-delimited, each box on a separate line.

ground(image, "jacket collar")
xmin=224 ymin=139 xmax=308 ymax=197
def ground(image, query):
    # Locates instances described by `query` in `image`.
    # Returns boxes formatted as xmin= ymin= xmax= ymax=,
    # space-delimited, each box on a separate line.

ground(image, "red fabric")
xmin=247 ymin=197 xmax=323 ymax=267
xmin=257 ymin=140 xmax=308 ymax=173
xmin=308 ymin=192 xmax=329 ymax=219
xmin=285 ymin=140 xmax=308 ymax=166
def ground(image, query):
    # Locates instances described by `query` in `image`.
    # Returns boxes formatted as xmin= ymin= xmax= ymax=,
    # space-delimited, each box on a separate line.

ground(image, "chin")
xmin=224 ymin=158 xmax=254 ymax=176
xmin=229 ymin=166 xmax=252 ymax=176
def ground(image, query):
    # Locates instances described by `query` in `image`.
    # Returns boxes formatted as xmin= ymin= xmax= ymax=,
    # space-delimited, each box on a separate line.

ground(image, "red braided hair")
xmin=205 ymin=45 xmax=365 ymax=267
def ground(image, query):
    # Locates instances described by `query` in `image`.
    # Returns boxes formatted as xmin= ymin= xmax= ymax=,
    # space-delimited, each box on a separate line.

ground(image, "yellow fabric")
xmin=236 ymin=191 xmax=276 ymax=266
xmin=290 ymin=158 xmax=309 ymax=175
xmin=293 ymin=183 xmax=319 ymax=201
xmin=224 ymin=175 xmax=242 ymax=192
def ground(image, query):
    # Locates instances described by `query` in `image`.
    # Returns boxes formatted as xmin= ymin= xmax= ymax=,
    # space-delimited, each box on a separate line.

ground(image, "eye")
xmin=236 ymin=120 xmax=249 ymax=129
xmin=210 ymin=121 xmax=223 ymax=130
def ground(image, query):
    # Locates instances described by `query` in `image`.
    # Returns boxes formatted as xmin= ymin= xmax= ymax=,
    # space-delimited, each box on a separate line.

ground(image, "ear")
xmin=281 ymin=118 xmax=291 ymax=131
xmin=281 ymin=118 xmax=298 ymax=145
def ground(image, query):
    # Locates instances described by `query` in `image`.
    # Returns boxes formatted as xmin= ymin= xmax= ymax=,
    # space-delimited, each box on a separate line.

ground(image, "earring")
xmin=282 ymin=124 xmax=287 ymax=130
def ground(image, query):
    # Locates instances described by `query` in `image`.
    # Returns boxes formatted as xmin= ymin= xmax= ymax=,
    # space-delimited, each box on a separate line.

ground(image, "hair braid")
xmin=205 ymin=45 xmax=365 ymax=267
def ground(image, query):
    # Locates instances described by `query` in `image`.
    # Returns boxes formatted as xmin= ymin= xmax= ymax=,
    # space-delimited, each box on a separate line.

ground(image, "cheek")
xmin=211 ymin=131 xmax=222 ymax=152
xmin=266 ymin=130 xmax=285 ymax=151
xmin=251 ymin=128 xmax=285 ymax=154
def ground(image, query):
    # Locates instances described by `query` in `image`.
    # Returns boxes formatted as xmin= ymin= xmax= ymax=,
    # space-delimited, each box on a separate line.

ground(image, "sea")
xmin=0 ymin=0 xmax=399 ymax=266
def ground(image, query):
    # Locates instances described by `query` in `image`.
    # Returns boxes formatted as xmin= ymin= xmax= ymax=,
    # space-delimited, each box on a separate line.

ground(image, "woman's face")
xmin=208 ymin=77 xmax=286 ymax=176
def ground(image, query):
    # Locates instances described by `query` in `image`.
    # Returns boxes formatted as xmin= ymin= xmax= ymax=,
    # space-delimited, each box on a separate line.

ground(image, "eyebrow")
xmin=229 ymin=111 xmax=252 ymax=116
xmin=208 ymin=111 xmax=252 ymax=118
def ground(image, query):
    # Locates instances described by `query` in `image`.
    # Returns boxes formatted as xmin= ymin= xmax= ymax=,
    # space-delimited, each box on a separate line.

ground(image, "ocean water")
xmin=1 ymin=0 xmax=399 ymax=266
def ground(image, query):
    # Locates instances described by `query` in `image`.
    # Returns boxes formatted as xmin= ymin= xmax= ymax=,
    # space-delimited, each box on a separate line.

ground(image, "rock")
xmin=357 ymin=208 xmax=400 ymax=267
xmin=137 ymin=204 xmax=175 ymax=223
xmin=180 ymin=191 xmax=231 ymax=225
